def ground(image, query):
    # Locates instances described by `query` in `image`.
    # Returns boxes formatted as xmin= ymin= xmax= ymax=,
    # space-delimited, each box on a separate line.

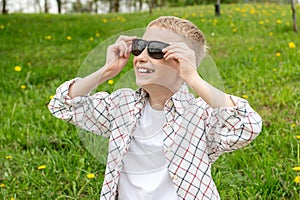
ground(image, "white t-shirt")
xmin=118 ymin=101 xmax=178 ymax=200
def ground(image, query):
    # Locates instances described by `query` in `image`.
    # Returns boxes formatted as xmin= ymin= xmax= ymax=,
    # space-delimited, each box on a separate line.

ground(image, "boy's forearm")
xmin=187 ymin=73 xmax=235 ymax=108
xmin=68 ymin=67 xmax=108 ymax=98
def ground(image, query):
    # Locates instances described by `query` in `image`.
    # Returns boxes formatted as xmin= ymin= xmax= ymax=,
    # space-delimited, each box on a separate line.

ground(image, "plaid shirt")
xmin=48 ymin=79 xmax=262 ymax=200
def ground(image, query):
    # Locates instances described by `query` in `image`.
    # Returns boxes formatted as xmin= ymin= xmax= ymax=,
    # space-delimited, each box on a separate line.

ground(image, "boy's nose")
xmin=135 ymin=48 xmax=149 ymax=61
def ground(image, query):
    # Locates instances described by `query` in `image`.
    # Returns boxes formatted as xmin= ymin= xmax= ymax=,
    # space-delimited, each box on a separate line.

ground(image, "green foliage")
xmin=0 ymin=3 xmax=300 ymax=199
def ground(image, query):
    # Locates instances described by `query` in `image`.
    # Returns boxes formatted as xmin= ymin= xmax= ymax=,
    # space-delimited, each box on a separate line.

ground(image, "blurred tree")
xmin=56 ymin=0 xmax=62 ymax=13
xmin=34 ymin=0 xmax=42 ymax=13
xmin=2 ymin=0 xmax=8 ymax=14
xmin=160 ymin=0 xmax=166 ymax=8
xmin=76 ymin=0 xmax=82 ymax=12
xmin=56 ymin=0 xmax=69 ymax=14
xmin=44 ymin=0 xmax=49 ymax=13
xmin=148 ymin=0 xmax=167 ymax=14
xmin=138 ymin=0 xmax=143 ymax=10
xmin=109 ymin=0 xmax=120 ymax=12
xmin=215 ymin=0 xmax=221 ymax=16
xmin=148 ymin=0 xmax=154 ymax=13
xmin=92 ymin=0 xmax=99 ymax=13
xmin=291 ymin=0 xmax=298 ymax=32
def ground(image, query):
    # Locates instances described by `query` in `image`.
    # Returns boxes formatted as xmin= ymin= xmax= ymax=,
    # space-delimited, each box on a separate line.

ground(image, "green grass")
xmin=1 ymin=3 xmax=300 ymax=199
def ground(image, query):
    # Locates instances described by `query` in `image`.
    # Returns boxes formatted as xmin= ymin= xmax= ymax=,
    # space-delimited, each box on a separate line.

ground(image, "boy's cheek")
xmin=163 ymin=59 xmax=180 ymax=72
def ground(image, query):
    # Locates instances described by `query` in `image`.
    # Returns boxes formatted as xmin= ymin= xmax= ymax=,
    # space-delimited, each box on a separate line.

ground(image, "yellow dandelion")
xmin=269 ymin=32 xmax=273 ymax=37
xmin=249 ymin=47 xmax=253 ymax=51
xmin=0 ymin=24 xmax=5 ymax=29
xmin=232 ymin=28 xmax=237 ymax=33
xmin=96 ymin=32 xmax=100 ymax=37
xmin=45 ymin=35 xmax=52 ymax=40
xmin=182 ymin=14 xmax=189 ymax=19
xmin=89 ymin=37 xmax=94 ymax=42
xmin=14 ymin=66 xmax=22 ymax=72
xmin=294 ymin=176 xmax=300 ymax=183
xmin=20 ymin=85 xmax=26 ymax=89
xmin=120 ymin=17 xmax=126 ymax=22
xmin=259 ymin=20 xmax=264 ymax=25
xmin=275 ymin=52 xmax=281 ymax=57
xmin=107 ymin=80 xmax=114 ymax=85
xmin=272 ymin=68 xmax=277 ymax=72
xmin=276 ymin=19 xmax=282 ymax=24
xmin=250 ymin=9 xmax=255 ymax=14
xmin=10 ymin=198 xmax=14 ymax=200
xmin=6 ymin=155 xmax=12 ymax=159
xmin=296 ymin=135 xmax=300 ymax=139
xmin=288 ymin=42 xmax=296 ymax=49
xmin=49 ymin=95 xmax=54 ymax=100
xmin=293 ymin=167 xmax=300 ymax=171
xmin=38 ymin=165 xmax=46 ymax=170
xmin=66 ymin=36 xmax=72 ymax=40
xmin=102 ymin=18 xmax=108 ymax=23
xmin=87 ymin=173 xmax=95 ymax=179
xmin=0 ymin=183 xmax=5 ymax=188
xmin=242 ymin=95 xmax=248 ymax=99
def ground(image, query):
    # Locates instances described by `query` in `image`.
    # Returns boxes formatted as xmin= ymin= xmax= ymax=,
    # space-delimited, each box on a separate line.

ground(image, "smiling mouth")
xmin=137 ymin=67 xmax=155 ymax=74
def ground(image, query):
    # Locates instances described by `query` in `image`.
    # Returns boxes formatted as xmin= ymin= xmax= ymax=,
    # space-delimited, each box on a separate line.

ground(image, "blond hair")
xmin=147 ymin=16 xmax=207 ymax=67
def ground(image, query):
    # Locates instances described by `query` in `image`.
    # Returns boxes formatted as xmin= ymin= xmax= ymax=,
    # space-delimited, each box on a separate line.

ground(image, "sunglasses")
xmin=131 ymin=39 xmax=170 ymax=59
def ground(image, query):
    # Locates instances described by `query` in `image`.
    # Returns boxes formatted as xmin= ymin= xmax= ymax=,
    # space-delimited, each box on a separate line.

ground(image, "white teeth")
xmin=138 ymin=68 xmax=154 ymax=73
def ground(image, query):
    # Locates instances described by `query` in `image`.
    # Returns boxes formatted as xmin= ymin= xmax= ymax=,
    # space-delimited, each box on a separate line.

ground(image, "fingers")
xmin=162 ymin=42 xmax=197 ymax=67
xmin=116 ymin=35 xmax=137 ymax=43
xmin=112 ymin=35 xmax=137 ymax=58
xmin=163 ymin=42 xmax=189 ymax=56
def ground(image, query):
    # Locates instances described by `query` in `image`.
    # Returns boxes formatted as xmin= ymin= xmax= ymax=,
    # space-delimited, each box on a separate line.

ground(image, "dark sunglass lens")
xmin=148 ymin=41 xmax=169 ymax=59
xmin=131 ymin=39 xmax=147 ymax=56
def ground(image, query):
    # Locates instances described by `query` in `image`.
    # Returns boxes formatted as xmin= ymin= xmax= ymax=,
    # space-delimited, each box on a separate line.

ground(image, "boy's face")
xmin=133 ymin=27 xmax=184 ymax=93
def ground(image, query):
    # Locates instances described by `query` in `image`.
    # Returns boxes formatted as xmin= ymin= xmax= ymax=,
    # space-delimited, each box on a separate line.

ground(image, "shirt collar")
xmin=134 ymin=84 xmax=193 ymax=115
xmin=170 ymin=83 xmax=193 ymax=115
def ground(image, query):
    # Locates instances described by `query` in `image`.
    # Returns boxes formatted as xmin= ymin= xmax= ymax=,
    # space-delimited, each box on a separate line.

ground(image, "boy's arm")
xmin=48 ymin=35 xmax=135 ymax=136
xmin=69 ymin=35 xmax=136 ymax=98
xmin=163 ymin=42 xmax=262 ymax=161
xmin=163 ymin=42 xmax=234 ymax=108
xmin=185 ymin=74 xmax=235 ymax=108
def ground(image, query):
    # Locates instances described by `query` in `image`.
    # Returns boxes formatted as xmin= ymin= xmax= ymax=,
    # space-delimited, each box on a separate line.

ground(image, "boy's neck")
xmin=143 ymin=84 xmax=177 ymax=110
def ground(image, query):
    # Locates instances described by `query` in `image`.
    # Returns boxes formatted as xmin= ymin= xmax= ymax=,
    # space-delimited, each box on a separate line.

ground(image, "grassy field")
xmin=1 ymin=3 xmax=300 ymax=199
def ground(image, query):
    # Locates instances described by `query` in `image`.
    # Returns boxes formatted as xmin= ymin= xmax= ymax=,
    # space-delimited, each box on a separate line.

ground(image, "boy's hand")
xmin=102 ymin=35 xmax=136 ymax=80
xmin=162 ymin=42 xmax=198 ymax=83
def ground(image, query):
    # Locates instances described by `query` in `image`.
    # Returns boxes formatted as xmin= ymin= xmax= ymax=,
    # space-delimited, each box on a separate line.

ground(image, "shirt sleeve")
xmin=48 ymin=78 xmax=112 ymax=137
xmin=205 ymin=95 xmax=262 ymax=163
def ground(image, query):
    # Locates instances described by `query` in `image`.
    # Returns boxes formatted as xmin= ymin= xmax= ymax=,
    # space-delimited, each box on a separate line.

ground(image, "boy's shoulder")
xmin=109 ymin=88 xmax=138 ymax=100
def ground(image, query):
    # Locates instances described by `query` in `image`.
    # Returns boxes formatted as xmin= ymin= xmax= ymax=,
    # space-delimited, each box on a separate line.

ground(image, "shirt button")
xmin=172 ymin=175 xmax=178 ymax=181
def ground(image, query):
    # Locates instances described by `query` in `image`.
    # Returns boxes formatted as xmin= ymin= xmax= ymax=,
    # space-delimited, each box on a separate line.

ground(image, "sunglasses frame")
xmin=131 ymin=39 xmax=170 ymax=59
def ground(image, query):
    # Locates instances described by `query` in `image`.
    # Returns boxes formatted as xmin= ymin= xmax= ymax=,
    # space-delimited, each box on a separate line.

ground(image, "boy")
xmin=48 ymin=16 xmax=262 ymax=200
